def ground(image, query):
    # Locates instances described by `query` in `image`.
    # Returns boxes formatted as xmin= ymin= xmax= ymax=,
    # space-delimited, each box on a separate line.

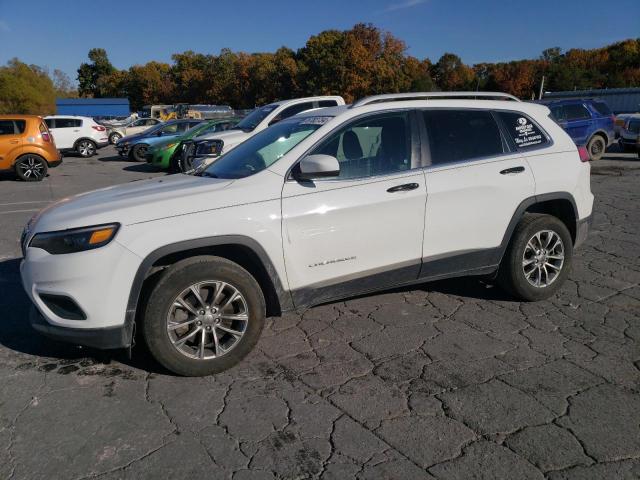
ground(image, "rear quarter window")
xmin=497 ymin=111 xmax=549 ymax=150
xmin=592 ymin=101 xmax=612 ymax=116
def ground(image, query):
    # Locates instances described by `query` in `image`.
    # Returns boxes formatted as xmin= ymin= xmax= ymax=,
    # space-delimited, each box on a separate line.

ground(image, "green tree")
xmin=77 ymin=48 xmax=116 ymax=97
xmin=0 ymin=58 xmax=56 ymax=114
xmin=51 ymin=69 xmax=78 ymax=98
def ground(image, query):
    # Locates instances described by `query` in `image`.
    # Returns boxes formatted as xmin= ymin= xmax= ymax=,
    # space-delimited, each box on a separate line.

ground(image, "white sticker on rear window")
xmin=499 ymin=112 xmax=546 ymax=148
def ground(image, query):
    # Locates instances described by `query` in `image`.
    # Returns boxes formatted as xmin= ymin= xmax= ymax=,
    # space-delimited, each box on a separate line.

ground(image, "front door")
xmin=281 ymin=111 xmax=427 ymax=307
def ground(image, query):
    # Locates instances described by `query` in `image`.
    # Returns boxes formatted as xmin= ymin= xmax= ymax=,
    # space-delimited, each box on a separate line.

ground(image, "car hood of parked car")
xmin=31 ymin=175 xmax=236 ymax=233
xmin=117 ymin=130 xmax=171 ymax=146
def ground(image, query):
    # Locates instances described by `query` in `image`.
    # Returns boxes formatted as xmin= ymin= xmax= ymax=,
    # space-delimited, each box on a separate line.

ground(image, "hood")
xmin=193 ymin=129 xmax=250 ymax=150
xmin=32 ymin=175 xmax=235 ymax=233
xmin=118 ymin=130 xmax=167 ymax=145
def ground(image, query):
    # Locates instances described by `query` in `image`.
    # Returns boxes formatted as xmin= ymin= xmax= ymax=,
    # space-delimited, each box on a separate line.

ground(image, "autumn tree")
xmin=432 ymin=53 xmax=476 ymax=91
xmin=51 ymin=69 xmax=77 ymax=98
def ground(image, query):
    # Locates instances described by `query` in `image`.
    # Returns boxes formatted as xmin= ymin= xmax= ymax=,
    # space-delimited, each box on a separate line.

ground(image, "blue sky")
xmin=1 ymin=0 xmax=638 ymax=83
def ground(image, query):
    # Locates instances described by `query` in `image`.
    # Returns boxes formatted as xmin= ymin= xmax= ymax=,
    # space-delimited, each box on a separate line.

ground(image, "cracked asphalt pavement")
xmin=0 ymin=148 xmax=639 ymax=479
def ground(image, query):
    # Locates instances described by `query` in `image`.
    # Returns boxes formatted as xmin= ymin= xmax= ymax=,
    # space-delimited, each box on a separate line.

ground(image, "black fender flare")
xmin=123 ymin=235 xmax=293 ymax=337
xmin=495 ymin=192 xmax=579 ymax=265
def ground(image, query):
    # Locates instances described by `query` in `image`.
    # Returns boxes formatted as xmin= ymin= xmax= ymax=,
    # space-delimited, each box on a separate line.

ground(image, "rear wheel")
xmin=498 ymin=214 xmax=573 ymax=301
xmin=587 ymin=135 xmax=606 ymax=161
xmin=131 ymin=144 xmax=148 ymax=162
xmin=141 ymin=256 xmax=266 ymax=376
xmin=15 ymin=154 xmax=47 ymax=182
xmin=76 ymin=139 xmax=96 ymax=158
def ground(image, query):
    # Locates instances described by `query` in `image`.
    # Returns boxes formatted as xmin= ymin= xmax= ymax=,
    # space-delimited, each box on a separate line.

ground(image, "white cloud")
xmin=382 ymin=0 xmax=428 ymax=13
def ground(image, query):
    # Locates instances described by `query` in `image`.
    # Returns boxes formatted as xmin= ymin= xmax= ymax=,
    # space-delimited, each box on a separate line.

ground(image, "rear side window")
xmin=0 ymin=120 xmax=16 ymax=135
xmin=592 ymin=101 xmax=612 ymax=116
xmin=318 ymin=100 xmax=338 ymax=108
xmin=563 ymin=104 xmax=591 ymax=121
xmin=54 ymin=118 xmax=82 ymax=128
xmin=44 ymin=118 xmax=54 ymax=128
xmin=14 ymin=120 xmax=26 ymax=133
xmin=422 ymin=110 xmax=505 ymax=165
xmin=496 ymin=111 xmax=549 ymax=149
xmin=271 ymin=102 xmax=316 ymax=125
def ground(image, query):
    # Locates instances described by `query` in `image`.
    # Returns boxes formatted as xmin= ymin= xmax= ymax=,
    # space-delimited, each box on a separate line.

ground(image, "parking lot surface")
xmin=0 ymin=147 xmax=639 ymax=479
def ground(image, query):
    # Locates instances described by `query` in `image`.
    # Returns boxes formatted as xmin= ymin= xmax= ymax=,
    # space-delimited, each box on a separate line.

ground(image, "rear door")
xmin=562 ymin=103 xmax=592 ymax=145
xmin=47 ymin=117 xmax=81 ymax=149
xmin=0 ymin=120 xmax=23 ymax=170
xmin=420 ymin=109 xmax=536 ymax=276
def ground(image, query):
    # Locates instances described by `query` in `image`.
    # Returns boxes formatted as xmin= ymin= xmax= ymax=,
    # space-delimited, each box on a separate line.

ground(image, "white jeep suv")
xmin=180 ymin=96 xmax=345 ymax=172
xmin=44 ymin=116 xmax=109 ymax=157
xmin=22 ymin=92 xmax=594 ymax=376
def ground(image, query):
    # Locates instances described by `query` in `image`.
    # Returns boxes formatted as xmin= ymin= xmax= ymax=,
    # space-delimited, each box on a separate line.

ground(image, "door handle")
xmin=500 ymin=166 xmax=525 ymax=175
xmin=387 ymin=183 xmax=419 ymax=193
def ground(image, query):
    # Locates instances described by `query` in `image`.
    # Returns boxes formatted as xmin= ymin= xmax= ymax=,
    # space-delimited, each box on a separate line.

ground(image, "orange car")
xmin=0 ymin=115 xmax=61 ymax=181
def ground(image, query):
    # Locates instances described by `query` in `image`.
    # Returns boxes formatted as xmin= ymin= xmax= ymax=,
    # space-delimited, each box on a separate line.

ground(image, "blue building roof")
xmin=55 ymin=98 xmax=129 ymax=106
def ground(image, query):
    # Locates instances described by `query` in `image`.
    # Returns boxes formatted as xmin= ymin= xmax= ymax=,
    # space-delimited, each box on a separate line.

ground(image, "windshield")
xmin=199 ymin=116 xmax=332 ymax=179
xmin=234 ymin=105 xmax=278 ymax=132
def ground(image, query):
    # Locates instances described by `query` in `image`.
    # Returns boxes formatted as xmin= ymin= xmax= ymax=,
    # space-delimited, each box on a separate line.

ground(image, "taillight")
xmin=92 ymin=125 xmax=106 ymax=131
xmin=577 ymin=146 xmax=590 ymax=162
xmin=41 ymin=132 xmax=51 ymax=142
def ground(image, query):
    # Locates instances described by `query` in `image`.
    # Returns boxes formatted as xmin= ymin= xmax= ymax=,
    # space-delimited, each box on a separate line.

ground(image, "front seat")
xmin=341 ymin=130 xmax=364 ymax=177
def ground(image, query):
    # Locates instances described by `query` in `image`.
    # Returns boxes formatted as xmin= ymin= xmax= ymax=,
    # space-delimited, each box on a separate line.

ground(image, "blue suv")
xmin=542 ymin=99 xmax=615 ymax=161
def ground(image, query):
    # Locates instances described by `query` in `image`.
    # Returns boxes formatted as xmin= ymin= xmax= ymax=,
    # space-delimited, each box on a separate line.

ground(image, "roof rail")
xmin=351 ymin=92 xmax=521 ymax=108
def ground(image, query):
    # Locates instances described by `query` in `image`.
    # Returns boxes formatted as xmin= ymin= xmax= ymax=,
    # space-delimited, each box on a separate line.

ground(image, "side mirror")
xmin=296 ymin=154 xmax=340 ymax=180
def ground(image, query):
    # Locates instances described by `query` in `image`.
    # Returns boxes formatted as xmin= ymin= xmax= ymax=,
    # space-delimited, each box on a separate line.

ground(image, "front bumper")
xmin=20 ymin=240 xmax=142 ymax=349
xmin=30 ymin=306 xmax=133 ymax=349
xmin=116 ymin=145 xmax=130 ymax=156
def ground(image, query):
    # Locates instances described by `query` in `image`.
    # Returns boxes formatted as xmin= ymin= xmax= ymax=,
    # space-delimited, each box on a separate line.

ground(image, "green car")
xmin=146 ymin=118 xmax=240 ymax=171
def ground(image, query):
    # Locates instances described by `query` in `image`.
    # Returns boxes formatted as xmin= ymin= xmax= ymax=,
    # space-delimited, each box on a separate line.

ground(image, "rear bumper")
xmin=48 ymin=159 xmax=63 ymax=168
xmin=575 ymin=213 xmax=593 ymax=249
xmin=96 ymin=140 xmax=110 ymax=149
xmin=30 ymin=306 xmax=133 ymax=349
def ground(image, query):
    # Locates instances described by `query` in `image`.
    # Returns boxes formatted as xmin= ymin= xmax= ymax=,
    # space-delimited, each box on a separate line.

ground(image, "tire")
xmin=141 ymin=256 xmax=266 ymax=376
xmin=76 ymin=139 xmax=97 ymax=158
xmin=14 ymin=154 xmax=48 ymax=182
xmin=498 ymin=213 xmax=573 ymax=302
xmin=587 ymin=135 xmax=606 ymax=161
xmin=131 ymin=144 xmax=148 ymax=162
xmin=109 ymin=132 xmax=122 ymax=144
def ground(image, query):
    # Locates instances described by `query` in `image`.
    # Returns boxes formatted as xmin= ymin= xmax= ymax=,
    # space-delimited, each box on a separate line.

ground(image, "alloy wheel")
xmin=18 ymin=156 xmax=45 ymax=180
xmin=166 ymin=281 xmax=249 ymax=360
xmin=78 ymin=141 xmax=95 ymax=157
xmin=522 ymin=230 xmax=565 ymax=288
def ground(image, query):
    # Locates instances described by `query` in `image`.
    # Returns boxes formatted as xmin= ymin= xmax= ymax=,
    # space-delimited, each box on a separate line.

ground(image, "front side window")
xmin=310 ymin=112 xmax=411 ymax=179
xmin=422 ymin=110 xmax=504 ymax=165
xmin=161 ymin=124 xmax=179 ymax=134
xmin=234 ymin=104 xmax=278 ymax=132
xmin=497 ymin=111 xmax=549 ymax=150
xmin=564 ymin=104 xmax=591 ymax=121
xmin=200 ymin=116 xmax=331 ymax=179
xmin=270 ymin=102 xmax=316 ymax=125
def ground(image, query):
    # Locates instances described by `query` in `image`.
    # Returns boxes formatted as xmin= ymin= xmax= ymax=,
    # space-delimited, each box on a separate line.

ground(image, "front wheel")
xmin=587 ymin=136 xmax=606 ymax=161
xmin=141 ymin=256 xmax=266 ymax=376
xmin=109 ymin=132 xmax=122 ymax=144
xmin=498 ymin=213 xmax=573 ymax=301
xmin=76 ymin=139 xmax=96 ymax=158
xmin=130 ymin=144 xmax=148 ymax=162
xmin=15 ymin=154 xmax=48 ymax=182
